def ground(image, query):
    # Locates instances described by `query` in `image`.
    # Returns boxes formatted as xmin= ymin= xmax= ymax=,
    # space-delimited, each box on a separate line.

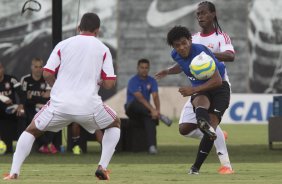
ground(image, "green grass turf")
xmin=1 ymin=123 xmax=282 ymax=184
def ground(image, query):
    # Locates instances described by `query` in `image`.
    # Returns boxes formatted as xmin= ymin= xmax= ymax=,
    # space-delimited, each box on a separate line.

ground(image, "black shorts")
xmin=191 ymin=81 xmax=230 ymax=122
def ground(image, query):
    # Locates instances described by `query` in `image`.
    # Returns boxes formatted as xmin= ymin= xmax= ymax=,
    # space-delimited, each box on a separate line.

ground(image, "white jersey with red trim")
xmin=43 ymin=34 xmax=116 ymax=115
xmin=192 ymin=31 xmax=235 ymax=54
xmin=192 ymin=30 xmax=234 ymax=85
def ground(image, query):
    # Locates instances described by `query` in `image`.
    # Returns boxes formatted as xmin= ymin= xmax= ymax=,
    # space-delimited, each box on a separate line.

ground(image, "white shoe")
xmin=148 ymin=145 xmax=158 ymax=154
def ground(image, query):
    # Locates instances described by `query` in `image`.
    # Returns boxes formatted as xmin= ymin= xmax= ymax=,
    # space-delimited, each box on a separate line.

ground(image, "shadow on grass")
xmin=1 ymin=144 xmax=281 ymax=165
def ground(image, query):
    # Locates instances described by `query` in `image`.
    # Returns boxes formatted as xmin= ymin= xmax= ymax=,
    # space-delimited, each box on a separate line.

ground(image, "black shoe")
xmin=188 ymin=166 xmax=199 ymax=175
xmin=197 ymin=118 xmax=217 ymax=140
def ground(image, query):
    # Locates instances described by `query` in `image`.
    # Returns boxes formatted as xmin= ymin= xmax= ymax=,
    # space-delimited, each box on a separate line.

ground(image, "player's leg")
xmin=210 ymin=81 xmax=234 ymax=174
xmin=179 ymin=99 xmax=203 ymax=139
xmin=96 ymin=116 xmax=120 ymax=180
xmin=80 ymin=103 xmax=120 ymax=180
xmin=4 ymin=119 xmax=44 ymax=180
xmin=71 ymin=122 xmax=82 ymax=155
xmin=189 ymin=94 xmax=216 ymax=174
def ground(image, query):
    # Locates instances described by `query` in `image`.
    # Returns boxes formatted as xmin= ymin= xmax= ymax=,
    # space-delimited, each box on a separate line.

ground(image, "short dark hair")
xmin=137 ymin=58 xmax=150 ymax=66
xmin=79 ymin=13 xmax=100 ymax=32
xmin=166 ymin=26 xmax=192 ymax=46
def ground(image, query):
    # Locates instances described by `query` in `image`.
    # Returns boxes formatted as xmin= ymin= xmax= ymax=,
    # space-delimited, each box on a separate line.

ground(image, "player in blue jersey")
xmin=155 ymin=26 xmax=231 ymax=174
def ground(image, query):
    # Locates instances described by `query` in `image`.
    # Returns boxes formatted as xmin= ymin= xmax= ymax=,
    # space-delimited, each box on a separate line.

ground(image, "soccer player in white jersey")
xmin=4 ymin=13 xmax=120 ymax=181
xmin=178 ymin=1 xmax=235 ymax=174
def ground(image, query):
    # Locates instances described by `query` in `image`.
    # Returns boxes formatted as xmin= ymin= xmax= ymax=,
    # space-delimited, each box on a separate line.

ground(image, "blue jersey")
xmin=126 ymin=74 xmax=158 ymax=105
xmin=171 ymin=43 xmax=226 ymax=87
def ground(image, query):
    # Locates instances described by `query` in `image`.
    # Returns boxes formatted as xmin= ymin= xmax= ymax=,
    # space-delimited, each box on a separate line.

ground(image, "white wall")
xmin=105 ymin=87 xmax=280 ymax=124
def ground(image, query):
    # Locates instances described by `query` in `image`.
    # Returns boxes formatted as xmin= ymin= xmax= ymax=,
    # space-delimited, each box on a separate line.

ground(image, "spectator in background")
xmin=125 ymin=58 xmax=160 ymax=154
xmin=0 ymin=62 xmax=25 ymax=154
xmin=21 ymin=58 xmax=58 ymax=154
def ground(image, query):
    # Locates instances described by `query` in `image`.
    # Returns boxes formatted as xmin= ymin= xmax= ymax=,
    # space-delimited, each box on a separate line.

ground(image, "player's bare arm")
xmin=155 ymin=63 xmax=182 ymax=80
xmin=134 ymin=91 xmax=159 ymax=119
xmin=101 ymin=79 xmax=116 ymax=89
xmin=152 ymin=92 xmax=160 ymax=118
xmin=43 ymin=71 xmax=56 ymax=87
xmin=213 ymin=51 xmax=235 ymax=62
xmin=178 ymin=70 xmax=222 ymax=97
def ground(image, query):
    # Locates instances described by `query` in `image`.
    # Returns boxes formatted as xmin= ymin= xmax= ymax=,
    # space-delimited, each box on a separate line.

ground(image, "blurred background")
xmin=0 ymin=0 xmax=281 ymax=122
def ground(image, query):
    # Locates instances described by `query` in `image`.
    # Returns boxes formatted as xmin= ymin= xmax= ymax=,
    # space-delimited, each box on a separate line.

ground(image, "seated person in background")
xmin=125 ymin=58 xmax=160 ymax=154
xmin=71 ymin=122 xmax=104 ymax=155
xmin=0 ymin=62 xmax=25 ymax=153
xmin=21 ymin=58 xmax=57 ymax=154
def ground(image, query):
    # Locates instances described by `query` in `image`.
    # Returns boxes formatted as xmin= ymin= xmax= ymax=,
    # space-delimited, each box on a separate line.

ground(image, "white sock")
xmin=10 ymin=131 xmax=35 ymax=175
xmin=214 ymin=126 xmax=232 ymax=168
xmin=183 ymin=129 xmax=203 ymax=139
xmin=98 ymin=127 xmax=120 ymax=169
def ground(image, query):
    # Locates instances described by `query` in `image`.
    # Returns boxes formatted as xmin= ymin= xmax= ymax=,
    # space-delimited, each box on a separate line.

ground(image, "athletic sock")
xmin=195 ymin=107 xmax=210 ymax=123
xmin=193 ymin=134 xmax=214 ymax=170
xmin=98 ymin=127 xmax=120 ymax=169
xmin=10 ymin=131 xmax=35 ymax=175
xmin=214 ymin=126 xmax=231 ymax=168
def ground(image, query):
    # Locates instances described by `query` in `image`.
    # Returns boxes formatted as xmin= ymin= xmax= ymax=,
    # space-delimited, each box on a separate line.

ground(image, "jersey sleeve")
xmin=43 ymin=43 xmax=61 ymax=74
xmin=219 ymin=33 xmax=235 ymax=53
xmin=150 ymin=78 xmax=158 ymax=93
xmin=101 ymin=48 xmax=116 ymax=80
xmin=127 ymin=78 xmax=140 ymax=94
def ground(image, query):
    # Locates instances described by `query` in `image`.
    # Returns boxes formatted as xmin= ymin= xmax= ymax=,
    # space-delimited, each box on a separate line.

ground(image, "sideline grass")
xmin=1 ymin=123 xmax=282 ymax=183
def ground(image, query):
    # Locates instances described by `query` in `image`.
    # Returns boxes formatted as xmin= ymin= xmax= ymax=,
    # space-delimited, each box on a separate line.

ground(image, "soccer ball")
xmin=189 ymin=51 xmax=216 ymax=80
xmin=0 ymin=140 xmax=7 ymax=155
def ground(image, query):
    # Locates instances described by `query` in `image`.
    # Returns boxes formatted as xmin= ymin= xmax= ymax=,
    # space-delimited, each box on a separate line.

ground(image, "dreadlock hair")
xmin=166 ymin=26 xmax=192 ymax=46
xmin=198 ymin=1 xmax=222 ymax=35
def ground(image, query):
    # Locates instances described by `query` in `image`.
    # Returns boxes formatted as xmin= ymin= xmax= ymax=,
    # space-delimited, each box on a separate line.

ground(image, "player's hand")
xmin=178 ymin=86 xmax=195 ymax=97
xmin=155 ymin=69 xmax=168 ymax=80
xmin=16 ymin=104 xmax=25 ymax=117
xmin=150 ymin=109 xmax=159 ymax=119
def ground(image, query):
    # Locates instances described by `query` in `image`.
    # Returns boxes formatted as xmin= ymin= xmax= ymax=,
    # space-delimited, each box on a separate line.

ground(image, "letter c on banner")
xmin=230 ymin=102 xmax=244 ymax=121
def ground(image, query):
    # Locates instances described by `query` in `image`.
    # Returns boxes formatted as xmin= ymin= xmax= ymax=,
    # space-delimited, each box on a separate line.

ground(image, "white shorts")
xmin=33 ymin=102 xmax=117 ymax=134
xmin=179 ymin=98 xmax=197 ymax=124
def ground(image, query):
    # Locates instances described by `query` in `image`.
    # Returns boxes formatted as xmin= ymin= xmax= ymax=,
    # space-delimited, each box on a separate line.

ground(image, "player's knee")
xmin=179 ymin=123 xmax=197 ymax=136
xmin=25 ymin=121 xmax=44 ymax=138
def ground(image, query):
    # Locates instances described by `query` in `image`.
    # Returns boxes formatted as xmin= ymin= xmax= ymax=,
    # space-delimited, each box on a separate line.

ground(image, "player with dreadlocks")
xmin=175 ymin=1 xmax=235 ymax=174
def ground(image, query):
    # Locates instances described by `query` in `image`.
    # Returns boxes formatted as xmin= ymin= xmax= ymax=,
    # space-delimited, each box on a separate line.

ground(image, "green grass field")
xmin=1 ymin=123 xmax=282 ymax=184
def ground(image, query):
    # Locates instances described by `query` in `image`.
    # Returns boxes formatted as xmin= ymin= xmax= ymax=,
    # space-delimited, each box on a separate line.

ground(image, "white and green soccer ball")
xmin=189 ymin=51 xmax=216 ymax=80
xmin=0 ymin=140 xmax=7 ymax=155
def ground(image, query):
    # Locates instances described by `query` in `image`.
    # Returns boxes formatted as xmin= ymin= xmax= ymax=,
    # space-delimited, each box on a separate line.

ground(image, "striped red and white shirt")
xmin=43 ymin=34 xmax=116 ymax=115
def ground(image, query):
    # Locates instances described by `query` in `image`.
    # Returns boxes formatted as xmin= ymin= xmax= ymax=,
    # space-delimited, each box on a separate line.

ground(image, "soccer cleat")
xmin=95 ymin=169 xmax=111 ymax=180
xmin=223 ymin=130 xmax=228 ymax=140
xmin=39 ymin=145 xmax=50 ymax=154
xmin=3 ymin=173 xmax=18 ymax=180
xmin=49 ymin=143 xmax=58 ymax=154
xmin=218 ymin=166 xmax=234 ymax=174
xmin=159 ymin=114 xmax=173 ymax=127
xmin=188 ymin=166 xmax=199 ymax=175
xmin=72 ymin=145 xmax=81 ymax=155
xmin=197 ymin=118 xmax=217 ymax=140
